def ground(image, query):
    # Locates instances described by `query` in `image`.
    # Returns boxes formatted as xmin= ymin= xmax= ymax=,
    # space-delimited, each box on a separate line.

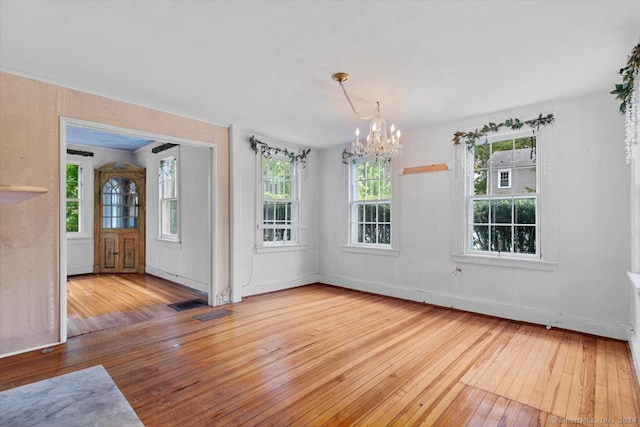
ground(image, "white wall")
xmin=135 ymin=143 xmax=214 ymax=295
xmin=629 ymin=152 xmax=640 ymax=383
xmin=66 ymin=143 xmax=138 ymax=275
xmin=317 ymin=90 xmax=632 ymax=340
xmin=230 ymin=127 xmax=318 ymax=301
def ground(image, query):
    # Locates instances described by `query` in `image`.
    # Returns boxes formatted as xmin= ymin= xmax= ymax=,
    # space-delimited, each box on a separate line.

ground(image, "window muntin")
xmin=102 ymin=177 xmax=139 ymax=229
xmin=469 ymin=136 xmax=538 ymax=256
xmin=66 ymin=163 xmax=81 ymax=233
xmin=159 ymin=156 xmax=178 ymax=240
xmin=350 ymin=159 xmax=392 ymax=246
xmin=261 ymin=156 xmax=298 ymax=244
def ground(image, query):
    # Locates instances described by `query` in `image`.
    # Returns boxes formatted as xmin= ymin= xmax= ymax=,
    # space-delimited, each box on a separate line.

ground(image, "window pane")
xmin=491 ymin=199 xmax=512 ymax=224
xmin=169 ymin=200 xmax=178 ymax=234
xmin=365 ymin=204 xmax=376 ymax=222
xmin=66 ymin=164 xmax=79 ymax=198
xmin=263 ymin=201 xmax=274 ymax=222
xmin=474 ymin=144 xmax=489 ymax=169
xmin=515 ymin=198 xmax=536 ymax=224
xmin=364 ymin=224 xmax=374 ymax=243
xmin=161 ymin=199 xmax=178 ymax=236
xmin=515 ymin=136 xmax=536 ymax=152
xmin=474 ymin=169 xmax=488 ymax=195
xmin=513 ymin=165 xmax=537 ymax=193
xmin=379 ymin=203 xmax=390 ymax=222
xmin=491 ymin=225 xmax=512 ymax=252
xmin=263 ymin=229 xmax=274 ymax=242
xmin=515 ymin=226 xmax=536 ymax=254
xmin=378 ymin=224 xmax=391 ymax=244
xmin=66 ymin=201 xmax=79 ymax=232
xmin=472 ymin=225 xmax=489 ymax=250
xmin=473 ymin=200 xmax=489 ymax=223
xmin=358 ymin=180 xmax=369 ymax=201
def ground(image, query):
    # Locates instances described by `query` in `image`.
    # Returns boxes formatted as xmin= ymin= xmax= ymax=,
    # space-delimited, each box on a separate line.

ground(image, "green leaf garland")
xmin=452 ymin=113 xmax=555 ymax=149
xmin=611 ymin=43 xmax=640 ymax=114
xmin=249 ymin=135 xmax=310 ymax=165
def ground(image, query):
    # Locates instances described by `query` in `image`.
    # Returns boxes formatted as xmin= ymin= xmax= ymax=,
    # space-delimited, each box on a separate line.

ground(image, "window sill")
xmin=255 ymin=244 xmax=307 ymax=254
xmin=450 ymin=253 xmax=557 ymax=271
xmin=157 ymin=239 xmax=182 ymax=249
xmin=342 ymin=245 xmax=400 ymax=257
xmin=66 ymin=234 xmax=92 ymax=241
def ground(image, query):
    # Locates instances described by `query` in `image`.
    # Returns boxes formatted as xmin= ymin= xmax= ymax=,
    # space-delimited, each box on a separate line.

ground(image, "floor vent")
xmin=167 ymin=298 xmax=209 ymax=312
xmin=193 ymin=309 xmax=233 ymax=322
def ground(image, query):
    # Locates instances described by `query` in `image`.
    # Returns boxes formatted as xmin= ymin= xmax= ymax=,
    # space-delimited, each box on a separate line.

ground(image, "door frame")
xmin=59 ymin=117 xmax=218 ymax=344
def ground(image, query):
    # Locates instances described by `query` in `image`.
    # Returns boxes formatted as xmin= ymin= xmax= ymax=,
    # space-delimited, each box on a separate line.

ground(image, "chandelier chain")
xmin=337 ymin=81 xmax=377 ymax=121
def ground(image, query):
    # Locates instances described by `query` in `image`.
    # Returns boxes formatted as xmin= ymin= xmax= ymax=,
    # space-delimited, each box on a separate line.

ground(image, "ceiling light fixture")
xmin=332 ymin=72 xmax=402 ymax=161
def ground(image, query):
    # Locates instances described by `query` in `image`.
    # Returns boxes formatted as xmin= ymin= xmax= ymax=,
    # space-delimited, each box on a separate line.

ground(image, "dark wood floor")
xmin=67 ymin=273 xmax=206 ymax=338
xmin=2 ymin=281 xmax=640 ymax=426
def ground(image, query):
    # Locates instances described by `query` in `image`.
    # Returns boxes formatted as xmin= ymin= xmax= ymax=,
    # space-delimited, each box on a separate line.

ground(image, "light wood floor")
xmin=67 ymin=273 xmax=206 ymax=338
xmin=2 ymin=283 xmax=639 ymax=426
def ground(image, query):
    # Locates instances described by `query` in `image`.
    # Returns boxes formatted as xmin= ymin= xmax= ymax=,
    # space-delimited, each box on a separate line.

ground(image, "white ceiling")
xmin=1 ymin=0 xmax=639 ymax=148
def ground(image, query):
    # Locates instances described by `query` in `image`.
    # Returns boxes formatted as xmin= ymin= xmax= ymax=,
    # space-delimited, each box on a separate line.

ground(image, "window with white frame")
xmin=159 ymin=154 xmax=179 ymax=240
xmin=468 ymin=134 xmax=538 ymax=255
xmin=349 ymin=159 xmax=392 ymax=246
xmin=498 ymin=169 xmax=511 ymax=189
xmin=66 ymin=162 xmax=82 ymax=234
xmin=260 ymin=156 xmax=299 ymax=244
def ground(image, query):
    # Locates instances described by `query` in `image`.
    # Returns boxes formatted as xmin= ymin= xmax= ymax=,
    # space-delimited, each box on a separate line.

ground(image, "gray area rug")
xmin=0 ymin=365 xmax=143 ymax=427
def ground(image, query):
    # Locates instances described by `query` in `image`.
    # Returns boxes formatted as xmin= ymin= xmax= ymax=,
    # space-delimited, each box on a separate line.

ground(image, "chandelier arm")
xmin=338 ymin=81 xmax=377 ymax=120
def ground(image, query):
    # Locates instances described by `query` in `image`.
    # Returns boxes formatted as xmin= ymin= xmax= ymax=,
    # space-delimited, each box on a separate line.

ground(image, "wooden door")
xmin=95 ymin=162 xmax=146 ymax=274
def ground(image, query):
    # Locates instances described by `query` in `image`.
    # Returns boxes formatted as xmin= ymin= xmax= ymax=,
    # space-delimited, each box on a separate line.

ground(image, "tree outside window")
xmin=350 ymin=159 xmax=392 ymax=245
xmin=66 ymin=163 xmax=81 ymax=233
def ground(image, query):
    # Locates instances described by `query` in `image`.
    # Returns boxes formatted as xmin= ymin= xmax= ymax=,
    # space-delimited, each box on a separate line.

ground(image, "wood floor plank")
xmin=1 ymin=281 xmax=639 ymax=427
xmin=66 ymin=273 xmax=206 ymax=337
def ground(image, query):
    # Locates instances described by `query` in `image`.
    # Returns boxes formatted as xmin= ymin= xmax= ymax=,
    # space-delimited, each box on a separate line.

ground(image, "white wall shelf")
xmin=0 ymin=185 xmax=48 ymax=204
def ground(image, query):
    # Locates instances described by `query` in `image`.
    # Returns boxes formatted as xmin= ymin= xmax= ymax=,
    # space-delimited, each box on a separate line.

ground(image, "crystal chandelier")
xmin=332 ymin=72 xmax=402 ymax=161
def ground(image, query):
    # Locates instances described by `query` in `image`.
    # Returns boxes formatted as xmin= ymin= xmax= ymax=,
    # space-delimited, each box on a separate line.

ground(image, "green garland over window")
xmin=249 ymin=135 xmax=310 ymax=165
xmin=452 ymin=113 xmax=555 ymax=149
xmin=611 ymin=43 xmax=640 ymax=114
xmin=341 ymin=149 xmax=365 ymax=164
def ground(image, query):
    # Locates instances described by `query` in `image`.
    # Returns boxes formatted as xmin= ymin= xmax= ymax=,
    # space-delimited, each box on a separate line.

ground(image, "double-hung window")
xmin=159 ymin=154 xmax=179 ymax=241
xmin=467 ymin=133 xmax=538 ymax=256
xmin=349 ymin=159 xmax=392 ymax=246
xmin=261 ymin=156 xmax=299 ymax=244
xmin=66 ymin=162 xmax=82 ymax=234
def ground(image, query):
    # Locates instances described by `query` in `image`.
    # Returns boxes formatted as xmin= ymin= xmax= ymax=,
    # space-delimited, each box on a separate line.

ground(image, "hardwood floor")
xmin=67 ymin=273 xmax=207 ymax=338
xmin=2 ymin=284 xmax=639 ymax=426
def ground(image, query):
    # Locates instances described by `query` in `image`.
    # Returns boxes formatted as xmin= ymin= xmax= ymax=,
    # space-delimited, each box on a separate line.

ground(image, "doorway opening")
xmin=60 ymin=117 xmax=217 ymax=340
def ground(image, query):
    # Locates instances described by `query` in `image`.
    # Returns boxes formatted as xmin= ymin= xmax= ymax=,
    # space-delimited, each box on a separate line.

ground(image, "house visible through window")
xmin=66 ymin=163 xmax=81 ymax=233
xmin=469 ymin=135 xmax=537 ymax=255
xmin=350 ymin=159 xmax=392 ymax=246
xmin=261 ymin=156 xmax=298 ymax=244
xmin=498 ymin=169 xmax=511 ymax=188
xmin=159 ymin=155 xmax=178 ymax=240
